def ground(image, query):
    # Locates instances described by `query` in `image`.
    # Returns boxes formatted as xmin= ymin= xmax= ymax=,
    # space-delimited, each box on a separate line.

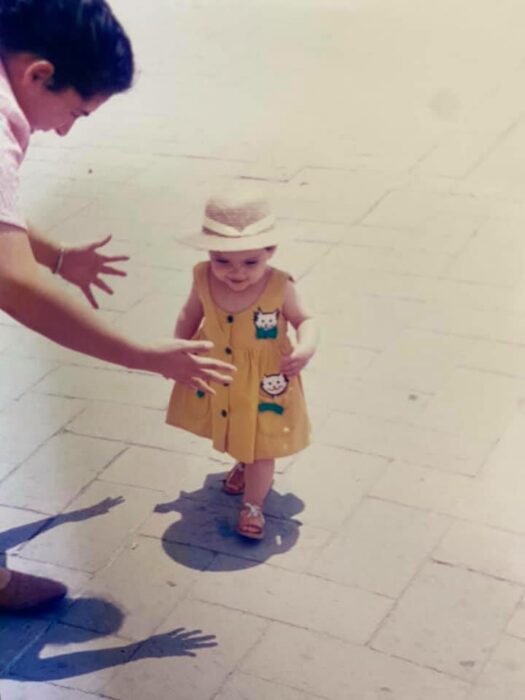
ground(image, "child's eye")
xmin=245 ymin=260 xmax=258 ymax=266
xmin=214 ymin=259 xmax=229 ymax=265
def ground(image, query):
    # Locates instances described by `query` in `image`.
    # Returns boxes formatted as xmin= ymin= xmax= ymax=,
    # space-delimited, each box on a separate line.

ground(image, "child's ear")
xmin=25 ymin=60 xmax=55 ymax=87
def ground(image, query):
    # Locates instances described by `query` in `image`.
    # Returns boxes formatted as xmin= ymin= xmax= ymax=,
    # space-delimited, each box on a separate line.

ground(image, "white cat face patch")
xmin=254 ymin=308 xmax=279 ymax=330
xmin=254 ymin=308 xmax=280 ymax=339
xmin=261 ymin=373 xmax=289 ymax=397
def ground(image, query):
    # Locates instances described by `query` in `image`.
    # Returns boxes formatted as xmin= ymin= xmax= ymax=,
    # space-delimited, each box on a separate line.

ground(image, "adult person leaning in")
xmin=0 ymin=0 xmax=234 ymax=612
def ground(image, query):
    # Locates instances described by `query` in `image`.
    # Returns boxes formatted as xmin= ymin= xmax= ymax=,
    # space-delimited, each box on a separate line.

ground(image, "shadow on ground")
xmin=0 ymin=499 xmax=217 ymax=681
xmin=157 ymin=471 xmax=305 ymax=570
xmin=2 ymin=597 xmax=216 ymax=681
xmin=0 ymin=497 xmax=125 ymax=568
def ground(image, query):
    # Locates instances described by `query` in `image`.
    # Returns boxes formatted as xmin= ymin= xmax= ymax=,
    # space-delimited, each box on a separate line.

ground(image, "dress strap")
xmin=255 ymin=267 xmax=290 ymax=309
xmin=193 ymin=261 xmax=212 ymax=306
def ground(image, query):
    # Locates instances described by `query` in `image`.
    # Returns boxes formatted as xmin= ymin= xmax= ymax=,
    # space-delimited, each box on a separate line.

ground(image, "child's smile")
xmin=209 ymin=248 xmax=274 ymax=292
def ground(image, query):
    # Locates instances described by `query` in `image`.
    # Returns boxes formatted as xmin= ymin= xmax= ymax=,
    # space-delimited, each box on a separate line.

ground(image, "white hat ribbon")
xmin=202 ymin=215 xmax=275 ymax=239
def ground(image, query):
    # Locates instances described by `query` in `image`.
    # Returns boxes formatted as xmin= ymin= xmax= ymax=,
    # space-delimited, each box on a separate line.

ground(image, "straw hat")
xmin=182 ymin=185 xmax=280 ymax=252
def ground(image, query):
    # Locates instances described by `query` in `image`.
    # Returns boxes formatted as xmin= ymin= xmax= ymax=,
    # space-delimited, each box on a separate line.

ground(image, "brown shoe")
xmin=0 ymin=570 xmax=67 ymax=612
xmin=223 ymin=462 xmax=245 ymax=495
xmin=237 ymin=502 xmax=265 ymax=540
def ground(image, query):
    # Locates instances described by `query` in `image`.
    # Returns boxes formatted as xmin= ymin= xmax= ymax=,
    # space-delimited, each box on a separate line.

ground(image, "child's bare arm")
xmin=175 ymin=282 xmax=205 ymax=339
xmin=281 ymin=280 xmax=319 ymax=376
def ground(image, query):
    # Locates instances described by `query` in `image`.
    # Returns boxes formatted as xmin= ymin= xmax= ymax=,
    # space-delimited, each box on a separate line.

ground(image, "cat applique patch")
xmin=259 ymin=373 xmax=289 ymax=414
xmin=253 ymin=308 xmax=279 ymax=339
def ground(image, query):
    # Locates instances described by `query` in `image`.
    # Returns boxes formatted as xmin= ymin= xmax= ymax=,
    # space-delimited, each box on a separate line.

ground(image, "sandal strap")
xmin=226 ymin=463 xmax=244 ymax=480
xmin=242 ymin=502 xmax=264 ymax=521
xmin=224 ymin=462 xmax=245 ymax=489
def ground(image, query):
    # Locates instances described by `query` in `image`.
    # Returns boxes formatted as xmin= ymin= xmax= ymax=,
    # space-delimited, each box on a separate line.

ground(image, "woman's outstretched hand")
xmin=58 ymin=234 xmax=129 ymax=309
xmin=144 ymin=339 xmax=236 ymax=394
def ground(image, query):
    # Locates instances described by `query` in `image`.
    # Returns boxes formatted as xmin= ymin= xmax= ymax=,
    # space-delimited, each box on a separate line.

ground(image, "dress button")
xmin=227 ymin=314 xmax=234 ymax=323
xmin=225 ymin=347 xmax=232 ymax=355
xmin=221 ymin=409 xmax=228 ymax=417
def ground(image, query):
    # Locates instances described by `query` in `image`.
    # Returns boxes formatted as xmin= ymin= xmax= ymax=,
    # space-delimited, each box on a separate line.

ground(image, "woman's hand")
xmin=59 ymin=234 xmax=129 ymax=309
xmin=144 ymin=339 xmax=236 ymax=394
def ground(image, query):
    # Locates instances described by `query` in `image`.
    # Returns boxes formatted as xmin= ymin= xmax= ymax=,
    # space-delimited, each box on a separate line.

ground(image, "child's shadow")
xmin=155 ymin=472 xmax=304 ymax=571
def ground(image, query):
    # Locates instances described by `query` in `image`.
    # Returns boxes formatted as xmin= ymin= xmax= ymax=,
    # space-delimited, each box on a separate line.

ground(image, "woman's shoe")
xmin=223 ymin=462 xmax=245 ymax=495
xmin=237 ymin=502 xmax=265 ymax=540
xmin=0 ymin=570 xmax=67 ymax=612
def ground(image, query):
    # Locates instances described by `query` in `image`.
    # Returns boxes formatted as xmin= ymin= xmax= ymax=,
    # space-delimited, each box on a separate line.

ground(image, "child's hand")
xmin=280 ymin=346 xmax=314 ymax=376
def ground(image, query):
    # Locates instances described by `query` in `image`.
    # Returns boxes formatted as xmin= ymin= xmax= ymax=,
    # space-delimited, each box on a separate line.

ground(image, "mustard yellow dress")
xmin=166 ymin=262 xmax=311 ymax=463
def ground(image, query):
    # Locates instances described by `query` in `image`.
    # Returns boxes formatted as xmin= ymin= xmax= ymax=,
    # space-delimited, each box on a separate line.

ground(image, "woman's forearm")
xmin=0 ymin=231 xmax=236 ymax=389
xmin=1 ymin=266 xmax=146 ymax=370
xmin=0 ymin=230 xmax=142 ymax=367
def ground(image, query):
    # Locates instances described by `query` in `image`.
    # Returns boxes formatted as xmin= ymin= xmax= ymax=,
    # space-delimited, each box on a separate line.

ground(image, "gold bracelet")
xmin=53 ymin=247 xmax=65 ymax=275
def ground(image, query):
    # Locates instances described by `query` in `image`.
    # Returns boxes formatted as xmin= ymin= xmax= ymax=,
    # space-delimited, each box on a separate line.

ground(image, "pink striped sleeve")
xmin=0 ymin=113 xmax=27 ymax=231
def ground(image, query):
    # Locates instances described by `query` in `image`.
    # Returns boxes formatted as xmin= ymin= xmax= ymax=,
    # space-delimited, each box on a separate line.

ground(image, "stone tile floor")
xmin=2 ymin=0 xmax=525 ymax=697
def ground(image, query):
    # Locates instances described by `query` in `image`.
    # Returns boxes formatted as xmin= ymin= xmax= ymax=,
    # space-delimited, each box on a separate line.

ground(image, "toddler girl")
xmin=166 ymin=185 xmax=318 ymax=539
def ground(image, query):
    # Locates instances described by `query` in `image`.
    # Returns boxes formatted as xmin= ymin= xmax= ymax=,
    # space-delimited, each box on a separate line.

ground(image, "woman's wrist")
xmin=26 ymin=226 xmax=64 ymax=271
xmin=124 ymin=342 xmax=153 ymax=372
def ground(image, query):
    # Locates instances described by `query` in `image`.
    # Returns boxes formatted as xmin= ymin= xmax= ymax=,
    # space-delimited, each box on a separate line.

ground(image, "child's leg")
xmin=243 ymin=458 xmax=275 ymax=507
xmin=237 ymin=458 xmax=274 ymax=540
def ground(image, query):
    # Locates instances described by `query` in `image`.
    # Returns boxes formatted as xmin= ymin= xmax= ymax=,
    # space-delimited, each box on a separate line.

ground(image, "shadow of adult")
xmin=0 ymin=497 xmax=125 ymax=568
xmin=156 ymin=471 xmax=305 ymax=571
xmin=5 ymin=597 xmax=217 ymax=682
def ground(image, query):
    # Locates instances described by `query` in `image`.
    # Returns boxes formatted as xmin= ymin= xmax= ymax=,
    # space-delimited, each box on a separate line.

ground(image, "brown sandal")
xmin=237 ymin=502 xmax=265 ymax=540
xmin=223 ymin=462 xmax=245 ymax=495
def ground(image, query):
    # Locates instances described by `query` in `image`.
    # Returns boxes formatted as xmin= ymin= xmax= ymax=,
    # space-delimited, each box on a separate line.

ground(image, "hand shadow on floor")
xmin=4 ymin=597 xmax=217 ymax=682
xmin=156 ymin=471 xmax=305 ymax=571
xmin=0 ymin=497 xmax=125 ymax=568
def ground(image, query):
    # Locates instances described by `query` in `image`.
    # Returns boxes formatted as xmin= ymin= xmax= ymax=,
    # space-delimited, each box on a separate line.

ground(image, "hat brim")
xmin=180 ymin=226 xmax=284 ymax=252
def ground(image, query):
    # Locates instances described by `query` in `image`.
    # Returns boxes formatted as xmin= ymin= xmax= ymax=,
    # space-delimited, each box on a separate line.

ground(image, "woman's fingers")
xmin=91 ymin=234 xmax=112 ymax=249
xmin=196 ymin=367 xmax=235 ymax=384
xmin=182 ymin=340 xmax=214 ymax=354
xmin=101 ymin=255 xmax=130 ymax=264
xmin=100 ymin=264 xmax=128 ymax=277
xmin=82 ymin=285 xmax=99 ymax=309
xmin=187 ymin=348 xmax=236 ymax=379
xmin=190 ymin=377 xmax=216 ymax=395
xmin=93 ymin=277 xmax=114 ymax=295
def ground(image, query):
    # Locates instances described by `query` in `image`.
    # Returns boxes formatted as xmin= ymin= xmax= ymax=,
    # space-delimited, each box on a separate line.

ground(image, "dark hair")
xmin=0 ymin=0 xmax=134 ymax=98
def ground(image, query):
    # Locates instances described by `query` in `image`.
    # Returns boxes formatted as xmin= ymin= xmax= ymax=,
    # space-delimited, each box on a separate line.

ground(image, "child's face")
xmin=209 ymin=248 xmax=275 ymax=292
xmin=13 ymin=60 xmax=108 ymax=135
